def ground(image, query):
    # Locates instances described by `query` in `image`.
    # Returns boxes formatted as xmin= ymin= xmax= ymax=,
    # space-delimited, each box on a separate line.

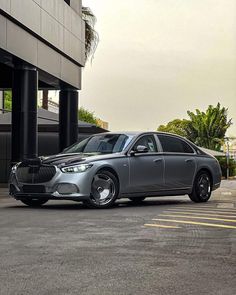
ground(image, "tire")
xmin=83 ymin=170 xmax=119 ymax=209
xmin=20 ymin=198 xmax=49 ymax=207
xmin=129 ymin=197 xmax=146 ymax=203
xmin=189 ymin=171 xmax=212 ymax=203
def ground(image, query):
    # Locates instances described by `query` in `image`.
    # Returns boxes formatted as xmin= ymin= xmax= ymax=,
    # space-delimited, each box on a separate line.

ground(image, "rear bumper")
xmin=212 ymin=181 xmax=221 ymax=191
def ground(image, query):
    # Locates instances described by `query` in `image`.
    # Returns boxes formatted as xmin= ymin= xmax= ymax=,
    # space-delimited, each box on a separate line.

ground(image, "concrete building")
xmin=0 ymin=0 xmax=85 ymax=164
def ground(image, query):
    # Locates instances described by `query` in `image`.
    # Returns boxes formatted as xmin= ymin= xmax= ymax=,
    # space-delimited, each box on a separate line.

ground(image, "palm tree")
xmin=82 ymin=6 xmax=99 ymax=62
xmin=187 ymin=103 xmax=232 ymax=151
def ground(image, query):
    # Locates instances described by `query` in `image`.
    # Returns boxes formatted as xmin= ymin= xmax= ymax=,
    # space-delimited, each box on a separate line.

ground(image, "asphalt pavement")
xmin=0 ymin=181 xmax=236 ymax=295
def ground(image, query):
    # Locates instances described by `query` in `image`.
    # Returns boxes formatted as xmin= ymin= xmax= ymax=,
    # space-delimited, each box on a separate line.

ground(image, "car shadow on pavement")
xmin=4 ymin=197 xmax=207 ymax=211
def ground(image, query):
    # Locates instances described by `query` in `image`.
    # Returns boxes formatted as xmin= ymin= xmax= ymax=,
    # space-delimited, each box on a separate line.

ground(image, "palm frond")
xmin=82 ymin=6 xmax=99 ymax=63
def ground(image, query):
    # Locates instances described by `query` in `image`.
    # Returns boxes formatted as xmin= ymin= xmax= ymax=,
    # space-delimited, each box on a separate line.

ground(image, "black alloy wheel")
xmin=84 ymin=170 xmax=119 ymax=209
xmin=189 ymin=171 xmax=212 ymax=202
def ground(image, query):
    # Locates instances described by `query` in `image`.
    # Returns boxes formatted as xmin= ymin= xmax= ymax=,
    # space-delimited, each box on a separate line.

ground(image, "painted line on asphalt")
xmin=167 ymin=208 xmax=236 ymax=214
xmin=174 ymin=206 xmax=236 ymax=213
xmin=175 ymin=205 xmax=236 ymax=211
xmin=217 ymin=203 xmax=235 ymax=209
xmin=144 ymin=223 xmax=181 ymax=229
xmin=152 ymin=219 xmax=236 ymax=229
xmin=163 ymin=211 xmax=236 ymax=219
xmin=159 ymin=214 xmax=236 ymax=223
xmin=221 ymin=192 xmax=232 ymax=195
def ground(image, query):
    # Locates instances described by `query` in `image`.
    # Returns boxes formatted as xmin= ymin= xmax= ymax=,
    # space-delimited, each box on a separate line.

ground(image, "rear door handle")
xmin=154 ymin=158 xmax=163 ymax=163
xmin=185 ymin=159 xmax=194 ymax=163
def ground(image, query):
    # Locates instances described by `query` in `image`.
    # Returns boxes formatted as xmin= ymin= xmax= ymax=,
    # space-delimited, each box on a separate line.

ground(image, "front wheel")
xmin=83 ymin=170 xmax=119 ymax=209
xmin=189 ymin=171 xmax=212 ymax=203
xmin=20 ymin=198 xmax=49 ymax=207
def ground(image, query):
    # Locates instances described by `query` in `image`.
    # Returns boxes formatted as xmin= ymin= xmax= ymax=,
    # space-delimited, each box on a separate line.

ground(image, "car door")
xmin=126 ymin=134 xmax=165 ymax=193
xmin=157 ymin=134 xmax=197 ymax=190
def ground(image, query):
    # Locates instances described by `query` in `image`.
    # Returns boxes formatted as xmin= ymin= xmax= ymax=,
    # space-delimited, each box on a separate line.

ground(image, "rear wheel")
xmin=84 ymin=170 xmax=119 ymax=209
xmin=20 ymin=198 xmax=49 ymax=207
xmin=129 ymin=197 xmax=146 ymax=203
xmin=189 ymin=171 xmax=212 ymax=203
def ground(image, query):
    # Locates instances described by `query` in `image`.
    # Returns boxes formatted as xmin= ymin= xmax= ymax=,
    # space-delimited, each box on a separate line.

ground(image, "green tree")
xmin=157 ymin=119 xmax=193 ymax=139
xmin=3 ymin=91 xmax=12 ymax=111
xmin=78 ymin=107 xmax=98 ymax=125
xmin=187 ymin=103 xmax=232 ymax=151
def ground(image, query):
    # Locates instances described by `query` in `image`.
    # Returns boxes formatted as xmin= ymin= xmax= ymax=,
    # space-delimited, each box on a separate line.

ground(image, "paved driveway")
xmin=0 ymin=181 xmax=236 ymax=295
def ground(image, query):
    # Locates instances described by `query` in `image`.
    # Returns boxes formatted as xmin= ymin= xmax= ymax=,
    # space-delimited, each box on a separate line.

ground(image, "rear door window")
xmin=158 ymin=135 xmax=194 ymax=153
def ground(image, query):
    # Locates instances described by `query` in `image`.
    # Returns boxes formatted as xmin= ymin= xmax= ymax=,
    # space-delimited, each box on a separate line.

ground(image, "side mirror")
xmin=130 ymin=145 xmax=149 ymax=155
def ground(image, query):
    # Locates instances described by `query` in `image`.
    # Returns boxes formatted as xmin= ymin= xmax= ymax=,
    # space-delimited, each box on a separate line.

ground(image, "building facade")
xmin=0 ymin=0 xmax=85 ymax=165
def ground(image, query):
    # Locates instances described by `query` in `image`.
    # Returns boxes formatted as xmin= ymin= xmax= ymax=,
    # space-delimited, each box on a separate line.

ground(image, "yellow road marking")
xmin=217 ymin=204 xmax=235 ymax=209
xmin=159 ymin=214 xmax=236 ymax=223
xmin=174 ymin=206 xmax=236 ymax=213
xmin=163 ymin=211 xmax=236 ymax=219
xmin=144 ymin=223 xmax=180 ymax=229
xmin=152 ymin=219 xmax=236 ymax=229
xmin=167 ymin=208 xmax=236 ymax=215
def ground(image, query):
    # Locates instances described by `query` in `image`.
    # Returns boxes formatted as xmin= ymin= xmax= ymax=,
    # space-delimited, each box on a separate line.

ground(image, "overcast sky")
xmin=80 ymin=0 xmax=236 ymax=134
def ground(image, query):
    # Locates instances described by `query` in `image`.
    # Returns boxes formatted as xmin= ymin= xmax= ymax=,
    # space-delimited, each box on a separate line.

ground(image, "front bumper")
xmin=9 ymin=165 xmax=94 ymax=201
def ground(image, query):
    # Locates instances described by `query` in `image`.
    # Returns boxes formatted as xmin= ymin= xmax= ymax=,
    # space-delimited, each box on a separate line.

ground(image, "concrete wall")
xmin=0 ymin=0 xmax=85 ymax=89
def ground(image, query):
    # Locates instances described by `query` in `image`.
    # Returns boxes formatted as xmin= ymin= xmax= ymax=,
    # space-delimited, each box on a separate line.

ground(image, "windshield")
xmin=63 ymin=134 xmax=134 ymax=154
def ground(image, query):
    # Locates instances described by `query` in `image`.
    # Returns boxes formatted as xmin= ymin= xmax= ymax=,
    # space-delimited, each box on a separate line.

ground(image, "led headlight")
xmin=61 ymin=163 xmax=93 ymax=173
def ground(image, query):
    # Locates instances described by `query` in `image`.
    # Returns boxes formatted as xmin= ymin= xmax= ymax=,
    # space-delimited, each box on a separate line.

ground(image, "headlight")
xmin=61 ymin=163 xmax=93 ymax=173
xmin=11 ymin=162 xmax=21 ymax=173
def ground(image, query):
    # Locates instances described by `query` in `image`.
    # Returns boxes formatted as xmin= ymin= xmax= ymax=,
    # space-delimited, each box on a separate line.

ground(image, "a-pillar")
xmin=11 ymin=63 xmax=38 ymax=164
xmin=59 ymin=88 xmax=78 ymax=151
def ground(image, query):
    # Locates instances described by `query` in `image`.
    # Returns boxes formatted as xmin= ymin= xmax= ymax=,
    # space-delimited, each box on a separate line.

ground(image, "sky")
xmin=80 ymin=0 xmax=236 ymax=134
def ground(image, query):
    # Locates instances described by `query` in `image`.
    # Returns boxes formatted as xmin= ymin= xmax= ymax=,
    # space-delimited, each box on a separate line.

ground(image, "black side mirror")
xmin=130 ymin=145 xmax=149 ymax=155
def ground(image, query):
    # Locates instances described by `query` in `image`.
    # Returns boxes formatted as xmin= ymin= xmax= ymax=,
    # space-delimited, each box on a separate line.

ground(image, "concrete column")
xmin=0 ymin=91 xmax=3 ymax=113
xmin=11 ymin=63 xmax=38 ymax=164
xmin=59 ymin=88 xmax=78 ymax=151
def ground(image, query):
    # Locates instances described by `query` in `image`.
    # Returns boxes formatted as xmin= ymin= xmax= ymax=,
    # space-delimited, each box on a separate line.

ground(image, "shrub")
xmin=216 ymin=156 xmax=236 ymax=178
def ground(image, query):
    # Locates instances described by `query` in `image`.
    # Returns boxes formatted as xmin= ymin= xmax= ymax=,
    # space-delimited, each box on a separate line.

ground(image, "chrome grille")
xmin=16 ymin=165 xmax=56 ymax=183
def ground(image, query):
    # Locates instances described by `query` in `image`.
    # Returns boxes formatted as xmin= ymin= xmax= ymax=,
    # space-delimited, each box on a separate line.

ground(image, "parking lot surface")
xmin=0 ymin=181 xmax=236 ymax=295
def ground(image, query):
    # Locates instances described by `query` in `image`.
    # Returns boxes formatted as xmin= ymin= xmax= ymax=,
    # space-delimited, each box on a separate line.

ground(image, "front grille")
xmin=16 ymin=165 xmax=56 ymax=183
xmin=22 ymin=185 xmax=46 ymax=193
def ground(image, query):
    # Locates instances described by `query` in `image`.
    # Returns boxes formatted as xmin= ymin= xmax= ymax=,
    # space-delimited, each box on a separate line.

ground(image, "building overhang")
xmin=0 ymin=0 xmax=85 ymax=90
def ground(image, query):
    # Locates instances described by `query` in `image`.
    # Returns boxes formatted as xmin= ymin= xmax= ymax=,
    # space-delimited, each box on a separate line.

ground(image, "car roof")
xmin=94 ymin=131 xmax=188 ymax=138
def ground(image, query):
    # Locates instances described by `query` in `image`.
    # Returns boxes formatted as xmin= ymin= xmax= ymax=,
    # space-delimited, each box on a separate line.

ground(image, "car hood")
xmin=41 ymin=152 xmax=123 ymax=167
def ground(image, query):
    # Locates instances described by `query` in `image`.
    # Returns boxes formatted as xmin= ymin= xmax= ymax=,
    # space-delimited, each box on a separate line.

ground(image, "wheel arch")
xmin=195 ymin=168 xmax=213 ymax=187
xmin=95 ymin=166 xmax=120 ymax=194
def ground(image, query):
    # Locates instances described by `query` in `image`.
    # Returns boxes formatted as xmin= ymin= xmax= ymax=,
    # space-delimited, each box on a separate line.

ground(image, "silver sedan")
xmin=9 ymin=132 xmax=222 ymax=208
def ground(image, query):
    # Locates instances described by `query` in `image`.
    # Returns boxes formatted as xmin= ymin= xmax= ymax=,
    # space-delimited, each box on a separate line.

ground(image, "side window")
xmin=158 ymin=135 xmax=194 ymax=153
xmin=132 ymin=135 xmax=158 ymax=152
